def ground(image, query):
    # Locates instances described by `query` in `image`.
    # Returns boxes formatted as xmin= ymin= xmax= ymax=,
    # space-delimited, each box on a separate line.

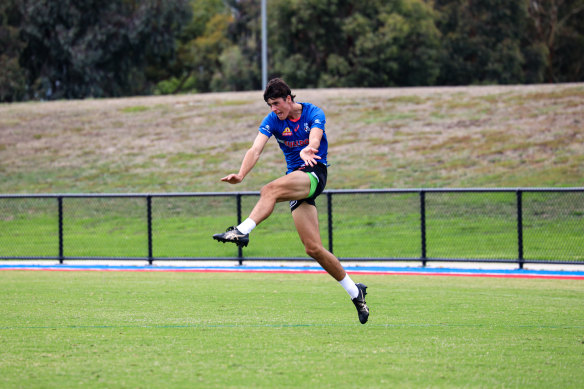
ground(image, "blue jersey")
xmin=258 ymin=102 xmax=328 ymax=173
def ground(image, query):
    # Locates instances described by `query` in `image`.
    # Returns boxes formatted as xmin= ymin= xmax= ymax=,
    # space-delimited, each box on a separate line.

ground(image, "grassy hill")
xmin=0 ymin=84 xmax=582 ymax=194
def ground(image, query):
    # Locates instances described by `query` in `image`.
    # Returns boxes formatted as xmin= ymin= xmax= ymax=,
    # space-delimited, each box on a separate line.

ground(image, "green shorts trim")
xmin=306 ymin=171 xmax=318 ymax=198
xmin=289 ymin=162 xmax=328 ymax=212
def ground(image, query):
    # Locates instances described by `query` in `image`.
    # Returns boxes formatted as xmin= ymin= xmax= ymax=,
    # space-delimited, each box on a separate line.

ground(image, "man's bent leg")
xmin=214 ymin=172 xmax=311 ymax=247
xmin=249 ymin=171 xmax=311 ymax=226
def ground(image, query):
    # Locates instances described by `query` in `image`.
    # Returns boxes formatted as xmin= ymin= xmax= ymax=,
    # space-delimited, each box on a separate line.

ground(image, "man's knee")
xmin=304 ymin=242 xmax=324 ymax=259
xmin=260 ymin=182 xmax=276 ymax=198
xmin=260 ymin=179 xmax=288 ymax=200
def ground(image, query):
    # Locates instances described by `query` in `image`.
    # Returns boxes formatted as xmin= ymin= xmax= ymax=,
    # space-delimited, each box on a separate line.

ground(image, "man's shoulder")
xmin=301 ymin=102 xmax=322 ymax=112
xmin=300 ymin=102 xmax=326 ymax=127
xmin=259 ymin=112 xmax=283 ymax=137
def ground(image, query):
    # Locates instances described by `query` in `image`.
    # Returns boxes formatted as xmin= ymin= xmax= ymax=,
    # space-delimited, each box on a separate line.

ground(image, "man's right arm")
xmin=220 ymin=133 xmax=269 ymax=184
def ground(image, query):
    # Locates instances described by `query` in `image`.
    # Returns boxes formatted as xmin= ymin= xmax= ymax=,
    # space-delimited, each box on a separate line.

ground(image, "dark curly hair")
xmin=263 ymin=78 xmax=296 ymax=102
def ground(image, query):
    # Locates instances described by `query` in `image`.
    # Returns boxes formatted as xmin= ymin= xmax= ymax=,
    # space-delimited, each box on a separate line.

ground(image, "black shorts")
xmin=289 ymin=162 xmax=328 ymax=212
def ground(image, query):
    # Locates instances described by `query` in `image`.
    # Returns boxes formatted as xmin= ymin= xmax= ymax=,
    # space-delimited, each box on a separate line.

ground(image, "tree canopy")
xmin=1 ymin=0 xmax=583 ymax=101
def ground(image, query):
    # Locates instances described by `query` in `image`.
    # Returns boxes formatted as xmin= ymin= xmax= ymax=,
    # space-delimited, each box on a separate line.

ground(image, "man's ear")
xmin=286 ymin=95 xmax=292 ymax=104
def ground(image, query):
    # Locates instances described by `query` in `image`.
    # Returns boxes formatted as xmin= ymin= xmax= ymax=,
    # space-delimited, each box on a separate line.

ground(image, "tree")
xmin=347 ymin=0 xmax=442 ymax=87
xmin=527 ymin=0 xmax=584 ymax=82
xmin=18 ymin=0 xmax=191 ymax=99
xmin=221 ymin=0 xmax=263 ymax=90
xmin=268 ymin=0 xmax=441 ymax=88
xmin=155 ymin=0 xmax=233 ymax=94
xmin=0 ymin=0 xmax=27 ymax=102
xmin=434 ymin=0 xmax=530 ymax=85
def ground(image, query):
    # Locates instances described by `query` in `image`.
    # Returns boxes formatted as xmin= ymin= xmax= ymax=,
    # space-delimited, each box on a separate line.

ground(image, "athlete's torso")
xmin=258 ymin=102 xmax=328 ymax=173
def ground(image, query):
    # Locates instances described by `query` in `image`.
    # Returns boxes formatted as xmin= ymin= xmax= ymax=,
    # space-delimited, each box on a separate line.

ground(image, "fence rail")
xmin=1 ymin=188 xmax=583 ymax=268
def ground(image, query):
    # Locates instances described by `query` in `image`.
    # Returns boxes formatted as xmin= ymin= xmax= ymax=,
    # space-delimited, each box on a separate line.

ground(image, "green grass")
xmin=0 ymin=271 xmax=582 ymax=388
xmin=119 ymin=105 xmax=150 ymax=113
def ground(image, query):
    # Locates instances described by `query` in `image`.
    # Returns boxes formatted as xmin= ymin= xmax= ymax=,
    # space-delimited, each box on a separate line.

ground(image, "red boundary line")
xmin=1 ymin=267 xmax=583 ymax=280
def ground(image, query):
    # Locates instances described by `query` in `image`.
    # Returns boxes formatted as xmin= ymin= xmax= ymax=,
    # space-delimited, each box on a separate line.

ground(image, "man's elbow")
xmin=248 ymin=147 xmax=262 ymax=160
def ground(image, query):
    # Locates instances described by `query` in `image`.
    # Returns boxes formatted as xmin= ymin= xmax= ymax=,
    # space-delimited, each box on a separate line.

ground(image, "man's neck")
xmin=287 ymin=102 xmax=303 ymax=121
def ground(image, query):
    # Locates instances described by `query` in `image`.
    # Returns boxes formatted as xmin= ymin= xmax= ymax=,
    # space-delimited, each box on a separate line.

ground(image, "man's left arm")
xmin=300 ymin=127 xmax=323 ymax=167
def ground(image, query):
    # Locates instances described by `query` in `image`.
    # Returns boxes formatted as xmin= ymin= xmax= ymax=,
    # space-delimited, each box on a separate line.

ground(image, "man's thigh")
xmin=269 ymin=171 xmax=312 ymax=202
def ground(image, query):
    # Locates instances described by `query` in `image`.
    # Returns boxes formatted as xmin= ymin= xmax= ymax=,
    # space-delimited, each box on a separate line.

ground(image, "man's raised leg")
xmin=213 ymin=172 xmax=311 ymax=246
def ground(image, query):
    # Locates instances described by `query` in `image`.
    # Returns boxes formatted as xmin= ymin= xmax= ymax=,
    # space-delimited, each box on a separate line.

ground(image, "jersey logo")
xmin=282 ymin=127 xmax=292 ymax=136
xmin=260 ymin=125 xmax=272 ymax=135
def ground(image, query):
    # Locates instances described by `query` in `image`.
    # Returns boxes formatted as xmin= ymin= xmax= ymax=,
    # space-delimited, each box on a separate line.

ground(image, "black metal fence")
xmin=0 ymin=188 xmax=582 ymax=268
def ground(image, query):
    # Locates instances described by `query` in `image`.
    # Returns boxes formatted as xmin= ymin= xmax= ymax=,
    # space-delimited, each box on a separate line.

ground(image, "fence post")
xmin=236 ymin=194 xmax=243 ymax=265
xmin=147 ymin=196 xmax=153 ymax=265
xmin=420 ymin=191 xmax=427 ymax=267
xmin=58 ymin=196 xmax=64 ymax=264
xmin=516 ymin=190 xmax=524 ymax=269
xmin=327 ymin=192 xmax=333 ymax=254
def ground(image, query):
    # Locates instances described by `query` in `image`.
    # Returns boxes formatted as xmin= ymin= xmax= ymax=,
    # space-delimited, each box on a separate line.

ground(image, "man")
xmin=213 ymin=78 xmax=369 ymax=324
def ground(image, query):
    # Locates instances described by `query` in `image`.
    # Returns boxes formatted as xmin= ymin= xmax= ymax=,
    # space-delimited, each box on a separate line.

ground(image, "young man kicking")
xmin=213 ymin=78 xmax=369 ymax=324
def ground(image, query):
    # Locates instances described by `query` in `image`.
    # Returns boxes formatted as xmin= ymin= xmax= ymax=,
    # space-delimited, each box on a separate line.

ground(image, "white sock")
xmin=236 ymin=218 xmax=256 ymax=235
xmin=339 ymin=274 xmax=359 ymax=299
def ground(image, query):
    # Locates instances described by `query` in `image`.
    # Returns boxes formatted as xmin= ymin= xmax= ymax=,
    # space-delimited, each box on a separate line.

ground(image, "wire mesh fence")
xmin=424 ymin=191 xmax=518 ymax=260
xmin=0 ymin=189 xmax=582 ymax=266
xmin=522 ymin=191 xmax=584 ymax=261
xmin=0 ymin=197 xmax=58 ymax=258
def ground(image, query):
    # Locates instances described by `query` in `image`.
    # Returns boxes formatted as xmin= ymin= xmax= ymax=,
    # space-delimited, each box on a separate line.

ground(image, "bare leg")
xmin=292 ymin=202 xmax=346 ymax=281
xmin=248 ymin=171 xmax=311 ymax=226
xmin=214 ymin=171 xmax=311 ymax=246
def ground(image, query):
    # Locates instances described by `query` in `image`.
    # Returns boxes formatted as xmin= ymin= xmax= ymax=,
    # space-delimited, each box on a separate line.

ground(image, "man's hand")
xmin=300 ymin=146 xmax=321 ymax=167
xmin=220 ymin=173 xmax=243 ymax=184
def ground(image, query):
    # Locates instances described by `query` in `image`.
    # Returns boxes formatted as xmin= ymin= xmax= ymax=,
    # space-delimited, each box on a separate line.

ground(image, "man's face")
xmin=266 ymin=96 xmax=293 ymax=120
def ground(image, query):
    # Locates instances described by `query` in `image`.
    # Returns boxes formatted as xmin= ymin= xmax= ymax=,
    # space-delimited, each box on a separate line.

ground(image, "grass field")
xmin=1 ymin=85 xmax=583 ymax=387
xmin=1 ymin=271 xmax=583 ymax=388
